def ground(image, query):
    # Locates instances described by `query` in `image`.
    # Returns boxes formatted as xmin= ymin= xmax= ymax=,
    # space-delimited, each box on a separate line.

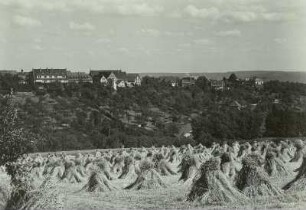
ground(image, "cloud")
xmin=178 ymin=43 xmax=191 ymax=48
xmin=96 ymin=38 xmax=112 ymax=44
xmin=140 ymin=28 xmax=161 ymax=36
xmin=193 ymin=39 xmax=214 ymax=45
xmin=33 ymin=45 xmax=43 ymax=51
xmin=216 ymin=29 xmax=241 ymax=37
xmin=274 ymin=38 xmax=287 ymax=45
xmin=0 ymin=0 xmax=163 ymax=16
xmin=13 ymin=15 xmax=41 ymax=27
xmin=117 ymin=3 xmax=163 ymax=16
xmin=183 ymin=3 xmax=299 ymax=23
xmin=69 ymin=22 xmax=95 ymax=31
xmin=184 ymin=5 xmax=220 ymax=20
xmin=117 ymin=47 xmax=129 ymax=54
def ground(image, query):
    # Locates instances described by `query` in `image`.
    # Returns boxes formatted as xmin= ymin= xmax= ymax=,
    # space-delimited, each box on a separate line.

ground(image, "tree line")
xmin=0 ymin=73 xmax=306 ymax=151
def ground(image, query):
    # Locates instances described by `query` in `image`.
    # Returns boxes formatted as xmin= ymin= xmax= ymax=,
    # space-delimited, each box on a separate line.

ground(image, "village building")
xmin=210 ymin=80 xmax=225 ymax=91
xmin=67 ymin=71 xmax=93 ymax=83
xmin=89 ymin=70 xmax=141 ymax=88
xmin=32 ymin=68 xmax=68 ymax=84
xmin=17 ymin=70 xmax=30 ymax=84
xmin=181 ymin=76 xmax=196 ymax=87
xmin=160 ymin=76 xmax=179 ymax=87
xmin=255 ymin=78 xmax=264 ymax=86
xmin=125 ymin=73 xmax=142 ymax=86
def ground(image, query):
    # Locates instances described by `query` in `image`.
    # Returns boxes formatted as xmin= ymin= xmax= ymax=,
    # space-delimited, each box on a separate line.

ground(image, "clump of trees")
xmin=265 ymin=106 xmax=306 ymax=137
xmin=192 ymin=107 xmax=264 ymax=146
xmin=0 ymin=97 xmax=37 ymax=166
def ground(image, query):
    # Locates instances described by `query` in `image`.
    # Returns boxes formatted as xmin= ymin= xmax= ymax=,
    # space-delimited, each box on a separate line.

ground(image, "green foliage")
xmin=265 ymin=105 xmax=306 ymax=137
xmin=0 ymin=97 xmax=37 ymax=166
xmin=192 ymin=107 xmax=265 ymax=146
xmin=2 ymin=74 xmax=306 ymax=152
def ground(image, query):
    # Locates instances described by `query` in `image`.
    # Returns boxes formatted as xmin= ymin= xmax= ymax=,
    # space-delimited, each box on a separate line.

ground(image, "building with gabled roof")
xmin=125 ymin=73 xmax=141 ymax=86
xmin=255 ymin=78 xmax=264 ymax=86
xmin=90 ymin=69 xmax=141 ymax=87
xmin=181 ymin=76 xmax=196 ymax=87
xmin=67 ymin=71 xmax=93 ymax=83
xmin=32 ymin=68 xmax=68 ymax=84
xmin=210 ymin=80 xmax=225 ymax=91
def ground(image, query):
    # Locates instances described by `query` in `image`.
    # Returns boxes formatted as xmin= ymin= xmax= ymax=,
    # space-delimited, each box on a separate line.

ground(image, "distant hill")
xmin=139 ymin=71 xmax=306 ymax=83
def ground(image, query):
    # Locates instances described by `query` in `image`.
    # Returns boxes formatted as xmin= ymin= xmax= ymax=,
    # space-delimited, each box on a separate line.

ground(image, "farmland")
xmin=2 ymin=140 xmax=306 ymax=209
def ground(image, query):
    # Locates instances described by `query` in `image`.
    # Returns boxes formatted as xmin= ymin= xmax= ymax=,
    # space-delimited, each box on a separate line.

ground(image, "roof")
xmin=181 ymin=76 xmax=196 ymax=82
xmin=125 ymin=73 xmax=139 ymax=82
xmin=67 ymin=72 xmax=91 ymax=79
xmin=90 ymin=70 xmax=122 ymax=76
xmin=33 ymin=68 xmax=67 ymax=76
xmin=89 ymin=70 xmax=125 ymax=80
xmin=113 ymin=71 xmax=127 ymax=80
xmin=210 ymin=80 xmax=224 ymax=86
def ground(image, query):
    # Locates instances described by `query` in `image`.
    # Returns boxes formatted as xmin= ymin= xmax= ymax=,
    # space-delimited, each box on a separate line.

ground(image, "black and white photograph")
xmin=0 ymin=0 xmax=306 ymax=209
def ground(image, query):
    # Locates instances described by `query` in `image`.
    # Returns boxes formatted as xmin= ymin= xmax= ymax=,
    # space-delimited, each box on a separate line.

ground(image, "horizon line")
xmin=0 ymin=68 xmax=305 ymax=73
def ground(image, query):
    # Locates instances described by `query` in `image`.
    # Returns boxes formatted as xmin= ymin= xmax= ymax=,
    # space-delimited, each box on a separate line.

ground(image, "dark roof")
xmin=181 ymin=76 xmax=196 ymax=82
xmin=113 ymin=71 xmax=127 ymax=80
xmin=89 ymin=70 xmax=123 ymax=77
xmin=210 ymin=80 xmax=224 ymax=86
xmin=33 ymin=68 xmax=67 ymax=76
xmin=125 ymin=73 xmax=139 ymax=82
xmin=67 ymin=71 xmax=91 ymax=79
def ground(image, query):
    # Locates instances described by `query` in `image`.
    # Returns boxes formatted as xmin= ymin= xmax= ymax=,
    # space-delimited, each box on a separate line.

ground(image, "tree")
xmin=0 ymin=97 xmax=36 ymax=166
xmin=228 ymin=73 xmax=238 ymax=82
xmin=195 ymin=76 xmax=210 ymax=91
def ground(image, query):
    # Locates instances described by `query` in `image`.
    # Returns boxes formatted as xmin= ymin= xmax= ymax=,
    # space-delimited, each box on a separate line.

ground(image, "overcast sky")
xmin=0 ymin=0 xmax=305 ymax=73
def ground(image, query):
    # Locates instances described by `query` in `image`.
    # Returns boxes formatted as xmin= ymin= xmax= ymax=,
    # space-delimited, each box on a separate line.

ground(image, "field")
xmin=2 ymin=141 xmax=306 ymax=210
xmin=60 ymin=173 xmax=306 ymax=210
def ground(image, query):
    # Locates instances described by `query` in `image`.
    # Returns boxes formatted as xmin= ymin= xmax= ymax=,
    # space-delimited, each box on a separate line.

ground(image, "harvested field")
xmin=2 ymin=140 xmax=306 ymax=209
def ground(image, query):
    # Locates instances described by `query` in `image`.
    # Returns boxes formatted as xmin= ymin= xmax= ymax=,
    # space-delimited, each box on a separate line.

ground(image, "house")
xmin=160 ymin=76 xmax=179 ymax=87
xmin=32 ymin=68 xmax=68 ymax=84
xmin=67 ymin=71 xmax=93 ymax=83
xmin=17 ymin=70 xmax=30 ymax=84
xmin=117 ymin=80 xmax=126 ymax=88
xmin=171 ymin=80 xmax=179 ymax=87
xmin=255 ymin=78 xmax=264 ymax=86
xmin=125 ymin=73 xmax=141 ymax=86
xmin=89 ymin=70 xmax=141 ymax=88
xmin=181 ymin=76 xmax=196 ymax=87
xmin=210 ymin=80 xmax=225 ymax=91
xmin=89 ymin=70 xmax=124 ymax=84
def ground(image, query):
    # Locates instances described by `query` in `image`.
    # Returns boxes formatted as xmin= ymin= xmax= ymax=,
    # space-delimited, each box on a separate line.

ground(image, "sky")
xmin=0 ymin=0 xmax=306 ymax=73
